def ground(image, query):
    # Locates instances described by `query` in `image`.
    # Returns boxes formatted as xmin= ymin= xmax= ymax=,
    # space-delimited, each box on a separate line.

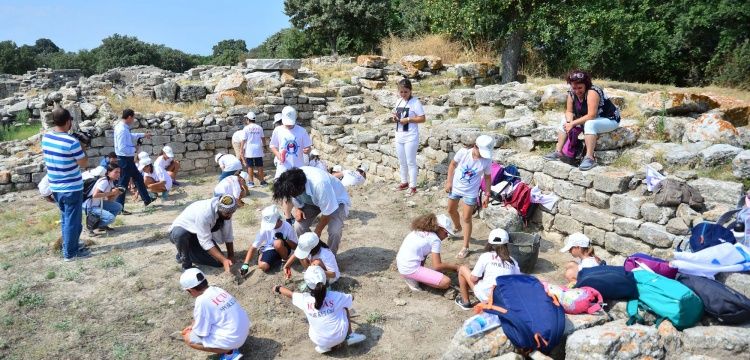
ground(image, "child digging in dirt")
xmin=273 ymin=265 xmax=366 ymax=354
xmin=283 ymin=232 xmax=340 ymax=285
xmin=240 ymin=205 xmax=298 ymax=275
xmin=179 ymin=268 xmax=249 ymax=360
xmin=560 ymin=232 xmax=602 ymax=285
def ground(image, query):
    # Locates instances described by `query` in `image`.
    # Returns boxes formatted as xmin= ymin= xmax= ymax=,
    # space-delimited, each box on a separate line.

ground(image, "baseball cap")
xmin=239 ymin=171 xmax=250 ymax=182
xmin=475 ymin=135 xmax=495 ymax=159
xmin=137 ymin=157 xmax=152 ymax=171
xmin=214 ymin=153 xmax=224 ymax=163
xmin=304 ymin=265 xmax=327 ymax=289
xmin=559 ymin=232 xmax=590 ymax=253
xmin=436 ymin=214 xmax=456 ymax=236
xmin=332 ymin=165 xmax=343 ymax=172
xmin=488 ymin=228 xmax=510 ymax=245
xmin=246 ymin=111 xmax=256 ymax=120
xmin=163 ymin=145 xmax=174 ymax=158
xmin=294 ymin=232 xmax=320 ymax=259
xmin=311 ymin=149 xmax=320 ymax=156
xmin=217 ymin=194 xmax=237 ymax=214
xmin=138 ymin=151 xmax=149 ymax=161
xmin=281 ymin=106 xmax=297 ymax=126
xmin=273 ymin=113 xmax=283 ymax=125
xmin=358 ymin=163 xmax=369 ymax=172
xmin=179 ymin=268 xmax=206 ymax=290
xmin=260 ymin=205 xmax=281 ymax=231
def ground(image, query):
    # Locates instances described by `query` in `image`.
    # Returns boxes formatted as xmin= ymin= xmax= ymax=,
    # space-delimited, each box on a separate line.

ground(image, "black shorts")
xmin=246 ymin=157 xmax=263 ymax=167
xmin=260 ymin=249 xmax=283 ymax=269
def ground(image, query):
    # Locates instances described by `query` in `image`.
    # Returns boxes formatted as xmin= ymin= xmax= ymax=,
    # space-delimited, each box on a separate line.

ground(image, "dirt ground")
xmin=0 ymin=173 xmax=571 ymax=360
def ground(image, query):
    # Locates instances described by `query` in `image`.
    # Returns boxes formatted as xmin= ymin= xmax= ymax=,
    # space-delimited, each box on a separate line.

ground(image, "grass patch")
xmin=234 ymin=208 xmax=258 ymax=227
xmin=45 ymin=270 xmax=56 ymax=280
xmin=380 ymin=34 xmax=496 ymax=64
xmin=62 ymin=266 xmax=83 ymax=282
xmin=0 ymin=262 xmax=11 ymax=271
xmin=0 ymin=122 xmax=41 ymax=142
xmin=306 ymin=62 xmax=356 ymax=86
xmin=534 ymin=142 xmax=555 ymax=155
xmin=0 ymin=208 xmax=59 ymax=242
xmin=2 ymin=282 xmax=25 ymax=301
xmin=112 ymin=343 xmax=133 ymax=360
xmin=365 ymin=311 xmax=385 ymax=324
xmin=99 ymin=254 xmax=125 ymax=269
xmin=610 ymin=152 xmax=638 ymax=170
xmin=695 ymin=164 xmax=736 ymax=182
xmin=52 ymin=320 xmax=71 ymax=331
xmin=17 ymin=293 xmax=44 ymax=308
xmin=107 ymin=94 xmax=211 ymax=118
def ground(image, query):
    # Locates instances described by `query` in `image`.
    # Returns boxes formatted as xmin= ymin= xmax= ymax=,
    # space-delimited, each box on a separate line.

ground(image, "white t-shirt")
xmin=170 ymin=198 xmax=234 ymax=250
xmin=577 ymin=257 xmax=600 ymax=271
xmin=84 ymin=177 xmax=112 ymax=209
xmin=214 ymin=176 xmax=242 ymax=199
xmin=471 ymin=252 xmax=521 ymax=302
xmin=243 ymin=123 xmax=265 ymax=158
xmin=292 ymin=290 xmax=352 ymax=349
xmin=292 ymin=167 xmax=351 ymax=216
xmin=308 ymin=158 xmax=329 ymax=172
xmin=396 ymin=231 xmax=441 ymax=275
xmin=339 ymin=170 xmax=366 ymax=187
xmin=192 ymin=286 xmax=251 ymax=350
xmin=270 ymin=125 xmax=312 ymax=170
xmin=153 ymin=155 xmax=173 ymax=170
xmin=451 ymin=148 xmax=492 ymax=198
xmin=218 ymin=154 xmax=243 ymax=172
xmin=231 ymin=130 xmax=245 ymax=145
xmin=252 ymin=221 xmax=298 ymax=253
xmin=393 ymin=96 xmax=425 ymax=144
xmin=144 ymin=164 xmax=173 ymax=190
xmin=309 ymin=247 xmax=340 ymax=283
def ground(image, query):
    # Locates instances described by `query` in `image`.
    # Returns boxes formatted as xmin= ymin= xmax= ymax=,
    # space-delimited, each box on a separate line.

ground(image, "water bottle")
xmin=463 ymin=315 xmax=488 ymax=336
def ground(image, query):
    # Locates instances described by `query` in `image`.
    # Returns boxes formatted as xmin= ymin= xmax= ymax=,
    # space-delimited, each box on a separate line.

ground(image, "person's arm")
xmin=310 ymin=259 xmax=336 ymax=279
xmin=565 ymin=94 xmax=575 ymax=124
xmin=445 ymin=159 xmax=457 ymax=193
xmin=431 ymin=252 xmax=459 ymax=272
xmin=273 ymin=285 xmax=293 ymax=299
xmin=283 ymin=254 xmax=298 ymax=279
xmin=573 ymin=90 xmax=600 ymax=125
xmin=482 ymin=173 xmax=492 ymax=208
xmin=225 ymin=242 xmax=235 ymax=260
xmin=401 ymin=114 xmax=426 ymax=124
xmin=143 ymin=175 xmax=155 ymax=186
xmin=239 ymin=140 xmax=247 ymax=166
xmin=207 ymin=246 xmax=232 ymax=272
xmin=314 ymin=215 xmax=331 ymax=237
xmin=242 ymin=246 xmax=257 ymax=265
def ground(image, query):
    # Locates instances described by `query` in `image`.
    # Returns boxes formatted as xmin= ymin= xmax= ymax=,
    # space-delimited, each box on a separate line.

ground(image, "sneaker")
xmin=144 ymin=197 xmax=156 ymax=207
xmin=579 ymin=157 xmax=597 ymax=171
xmin=346 ymin=333 xmax=366 ymax=346
xmin=455 ymin=296 xmax=472 ymax=311
xmin=543 ymin=151 xmax=561 ymax=161
xmin=315 ymin=346 xmax=332 ymax=354
xmin=121 ymin=209 xmax=132 ymax=215
xmin=404 ymin=278 xmax=422 ymax=291
xmin=405 ymin=187 xmax=417 ymax=197
xmin=161 ymin=192 xmax=169 ymax=201
xmin=63 ymin=248 xmax=92 ymax=262
xmin=456 ymin=247 xmax=470 ymax=259
xmin=395 ymin=183 xmax=409 ymax=191
xmin=172 ymin=180 xmax=182 ymax=187
xmin=247 ymin=181 xmax=255 ymax=188
xmin=220 ymin=349 xmax=243 ymax=360
xmin=175 ymin=253 xmax=183 ymax=264
xmin=260 ymin=180 xmax=268 ymax=186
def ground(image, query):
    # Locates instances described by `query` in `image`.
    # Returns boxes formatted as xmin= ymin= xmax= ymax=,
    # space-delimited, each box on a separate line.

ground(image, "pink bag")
xmin=543 ymin=282 xmax=604 ymax=315
xmin=623 ymin=253 xmax=678 ymax=279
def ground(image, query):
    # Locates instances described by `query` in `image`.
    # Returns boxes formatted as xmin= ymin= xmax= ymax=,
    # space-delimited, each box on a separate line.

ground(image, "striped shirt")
xmin=114 ymin=121 xmax=144 ymax=157
xmin=41 ymin=132 xmax=85 ymax=192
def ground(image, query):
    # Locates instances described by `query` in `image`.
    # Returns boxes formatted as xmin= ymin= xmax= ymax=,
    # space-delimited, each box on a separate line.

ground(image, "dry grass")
xmin=379 ymin=34 xmax=497 ymax=64
xmin=107 ymin=95 xmax=211 ymax=118
xmin=304 ymin=61 xmax=355 ymax=86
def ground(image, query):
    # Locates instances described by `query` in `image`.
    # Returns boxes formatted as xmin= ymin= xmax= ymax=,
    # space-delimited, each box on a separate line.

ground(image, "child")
xmin=395 ymin=213 xmax=469 ymax=292
xmin=456 ymin=229 xmax=521 ymax=309
xmin=283 ymin=232 xmax=340 ymax=284
xmin=240 ymin=205 xmax=298 ymax=274
xmin=331 ymin=164 xmax=367 ymax=187
xmin=180 ymin=268 xmax=249 ymax=360
xmin=214 ymin=172 xmax=250 ymax=207
xmin=560 ymin=232 xmax=601 ymax=284
xmin=272 ymin=266 xmax=366 ymax=354
xmin=269 ymin=106 xmax=312 ymax=179
xmin=139 ymin=157 xmax=172 ymax=200
xmin=445 ymin=134 xmax=496 ymax=259
xmin=99 ymin=151 xmax=118 ymax=167
xmin=215 ymin=153 xmax=243 ymax=181
xmin=242 ymin=111 xmax=267 ymax=187
xmin=153 ymin=145 xmax=180 ymax=184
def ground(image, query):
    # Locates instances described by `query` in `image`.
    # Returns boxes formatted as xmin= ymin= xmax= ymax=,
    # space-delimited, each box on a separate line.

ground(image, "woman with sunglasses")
xmin=544 ymin=70 xmax=621 ymax=171
xmin=392 ymin=78 xmax=426 ymax=197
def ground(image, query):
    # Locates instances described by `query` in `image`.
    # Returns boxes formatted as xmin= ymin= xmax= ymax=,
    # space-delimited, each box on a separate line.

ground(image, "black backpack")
xmin=82 ymin=176 xmax=100 ymax=202
xmin=83 ymin=176 xmax=103 ymax=231
xmin=676 ymin=273 xmax=750 ymax=325
xmin=575 ymin=265 xmax=639 ymax=301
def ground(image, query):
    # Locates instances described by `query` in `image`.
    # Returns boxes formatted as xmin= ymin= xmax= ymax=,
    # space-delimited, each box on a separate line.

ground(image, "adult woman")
xmin=84 ymin=163 xmax=124 ymax=232
xmin=544 ymin=70 xmax=621 ymax=171
xmin=392 ymin=78 xmax=426 ymax=196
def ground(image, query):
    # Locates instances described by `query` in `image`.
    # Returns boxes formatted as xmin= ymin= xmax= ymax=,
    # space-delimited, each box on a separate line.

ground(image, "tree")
xmin=211 ymin=39 xmax=248 ymax=66
xmin=32 ymin=38 xmax=61 ymax=55
xmin=92 ymin=34 xmax=160 ymax=73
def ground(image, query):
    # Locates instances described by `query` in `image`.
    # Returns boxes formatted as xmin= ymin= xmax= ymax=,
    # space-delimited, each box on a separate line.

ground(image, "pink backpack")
xmin=543 ymin=282 xmax=604 ymax=315
xmin=623 ymin=253 xmax=678 ymax=279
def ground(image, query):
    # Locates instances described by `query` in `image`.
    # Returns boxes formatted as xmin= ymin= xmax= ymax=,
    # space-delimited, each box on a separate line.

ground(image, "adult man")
xmin=242 ymin=111 xmax=267 ymax=187
xmin=114 ymin=109 xmax=154 ymax=213
xmin=153 ymin=145 xmax=180 ymax=184
xmin=272 ymin=167 xmax=350 ymax=254
xmin=269 ymin=106 xmax=312 ymax=179
xmin=170 ymin=195 xmax=238 ymax=272
xmin=41 ymin=108 xmax=89 ymax=261
xmin=179 ymin=268 xmax=249 ymax=360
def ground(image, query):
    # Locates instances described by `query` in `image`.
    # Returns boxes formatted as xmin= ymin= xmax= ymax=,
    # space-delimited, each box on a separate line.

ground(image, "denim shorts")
xmin=245 ymin=157 xmax=263 ymax=167
xmin=448 ymin=192 xmax=478 ymax=206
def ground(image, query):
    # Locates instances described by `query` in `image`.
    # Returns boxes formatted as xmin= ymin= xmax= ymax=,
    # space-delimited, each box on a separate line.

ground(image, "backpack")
xmin=623 ymin=253 xmax=678 ymax=279
xmin=504 ymin=182 xmax=535 ymax=224
xmin=560 ymin=126 xmax=585 ymax=166
xmin=499 ymin=164 xmax=521 ymax=185
xmin=478 ymin=163 xmax=504 ymax=205
xmin=653 ymin=178 xmax=704 ymax=210
xmin=575 ymin=265 xmax=639 ymax=301
xmin=677 ymin=273 xmax=750 ymax=325
xmin=677 ymin=222 xmax=736 ymax=253
xmin=542 ymin=282 xmax=604 ymax=315
xmin=626 ymin=269 xmax=704 ymax=330
xmin=82 ymin=176 xmax=100 ymax=202
xmin=474 ymin=275 xmax=565 ymax=355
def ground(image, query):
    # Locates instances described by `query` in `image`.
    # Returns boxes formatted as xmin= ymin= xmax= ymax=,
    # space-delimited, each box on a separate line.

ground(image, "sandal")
xmin=456 ymin=247 xmax=470 ymax=259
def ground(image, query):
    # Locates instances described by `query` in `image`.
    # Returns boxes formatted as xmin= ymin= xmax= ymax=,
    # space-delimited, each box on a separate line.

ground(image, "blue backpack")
xmin=677 ymin=273 xmax=750 ymax=325
xmin=499 ymin=164 xmax=521 ymax=185
xmin=575 ymin=266 xmax=639 ymax=301
xmin=677 ymin=222 xmax=736 ymax=252
xmin=474 ymin=275 xmax=565 ymax=355
xmin=627 ymin=270 xmax=703 ymax=330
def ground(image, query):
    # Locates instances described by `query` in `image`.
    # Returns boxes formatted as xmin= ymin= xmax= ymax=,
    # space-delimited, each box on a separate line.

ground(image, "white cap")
xmin=311 ymin=149 xmax=320 ymax=156
xmin=179 ymin=268 xmax=205 ymax=290
xmin=281 ymin=106 xmax=297 ymax=126
xmin=137 ymin=157 xmax=152 ymax=171
xmin=560 ymin=232 xmax=591 ymax=253
xmin=239 ymin=171 xmax=250 ymax=182
xmin=138 ymin=151 xmax=149 ymax=161
xmin=260 ymin=205 xmax=281 ymax=231
xmin=436 ymin=214 xmax=456 ymax=236
xmin=358 ymin=163 xmax=369 ymax=172
xmin=488 ymin=229 xmax=510 ymax=245
xmin=162 ymin=145 xmax=174 ymax=158
xmin=332 ymin=165 xmax=343 ymax=172
xmin=294 ymin=232 xmax=320 ymax=259
xmin=246 ymin=111 xmax=256 ymax=120
xmin=90 ymin=166 xmax=106 ymax=177
xmin=304 ymin=265 xmax=327 ymax=289
xmin=273 ymin=113 xmax=283 ymax=124
xmin=476 ymin=135 xmax=495 ymax=159
xmin=214 ymin=153 xmax=224 ymax=163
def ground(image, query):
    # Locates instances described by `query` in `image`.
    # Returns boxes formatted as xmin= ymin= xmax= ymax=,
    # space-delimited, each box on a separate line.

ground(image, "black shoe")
xmin=175 ymin=253 xmax=183 ymax=264
xmin=260 ymin=181 xmax=268 ymax=186
xmin=121 ymin=209 xmax=132 ymax=215
xmin=286 ymin=218 xmax=295 ymax=225
xmin=172 ymin=181 xmax=182 ymax=187
xmin=144 ymin=197 xmax=156 ymax=207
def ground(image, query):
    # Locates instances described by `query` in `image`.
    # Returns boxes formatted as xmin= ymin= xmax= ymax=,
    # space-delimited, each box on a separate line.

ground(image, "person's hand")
xmin=391 ymin=113 xmax=399 ymax=123
xmin=294 ymin=208 xmax=305 ymax=222
xmin=563 ymin=121 xmax=575 ymax=132
xmin=240 ymin=263 xmax=250 ymax=276
xmin=482 ymin=196 xmax=489 ymax=209
xmin=399 ymin=117 xmax=410 ymax=125
xmin=181 ymin=326 xmax=192 ymax=336
xmin=284 ymin=266 xmax=292 ymax=280
xmin=444 ymin=183 xmax=452 ymax=194
xmin=222 ymin=258 xmax=233 ymax=273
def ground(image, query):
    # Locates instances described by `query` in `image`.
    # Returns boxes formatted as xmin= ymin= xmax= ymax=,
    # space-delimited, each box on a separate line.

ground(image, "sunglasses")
xmin=570 ymin=72 xmax=585 ymax=80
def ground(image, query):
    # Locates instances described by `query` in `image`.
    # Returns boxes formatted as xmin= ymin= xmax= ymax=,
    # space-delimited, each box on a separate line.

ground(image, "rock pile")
xmin=352 ymin=55 xmax=389 ymax=90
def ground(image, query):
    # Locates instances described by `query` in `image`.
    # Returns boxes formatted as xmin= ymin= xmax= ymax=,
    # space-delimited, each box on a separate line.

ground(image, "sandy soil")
xmin=0 ymin=174 xmax=570 ymax=360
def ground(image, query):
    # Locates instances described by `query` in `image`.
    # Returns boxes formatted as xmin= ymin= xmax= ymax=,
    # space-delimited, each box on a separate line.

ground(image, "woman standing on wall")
xmin=392 ymin=78 xmax=426 ymax=197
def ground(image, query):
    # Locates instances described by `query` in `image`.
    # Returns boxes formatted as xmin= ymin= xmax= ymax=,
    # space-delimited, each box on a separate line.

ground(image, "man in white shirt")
xmin=153 ymin=145 xmax=181 ymax=185
xmin=272 ymin=166 xmax=350 ymax=254
xmin=170 ymin=195 xmax=238 ymax=272
xmin=180 ymin=268 xmax=249 ymax=360
xmin=241 ymin=111 xmax=267 ymax=187
xmin=269 ymin=106 xmax=312 ymax=179
xmin=113 ymin=108 xmax=154 ymax=210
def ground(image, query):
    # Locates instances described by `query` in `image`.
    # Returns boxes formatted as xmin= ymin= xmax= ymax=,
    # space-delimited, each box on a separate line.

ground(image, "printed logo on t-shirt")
xmin=283 ymin=139 xmax=300 ymax=157
xmin=211 ymin=291 xmax=238 ymax=311
xmin=459 ymin=165 xmax=479 ymax=183
xmin=489 ymin=254 xmax=515 ymax=269
xmin=306 ymin=300 xmax=335 ymax=318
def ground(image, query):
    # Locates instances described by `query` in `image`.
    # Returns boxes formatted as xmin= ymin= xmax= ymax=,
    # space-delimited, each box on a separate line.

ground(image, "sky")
xmin=0 ymin=0 xmax=291 ymax=55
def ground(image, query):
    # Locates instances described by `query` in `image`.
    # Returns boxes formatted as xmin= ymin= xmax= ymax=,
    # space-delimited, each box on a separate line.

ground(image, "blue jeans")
xmin=219 ymin=170 xmax=238 ymax=181
xmin=87 ymin=200 xmax=123 ymax=227
xmin=117 ymin=156 xmax=151 ymax=206
xmin=53 ymin=191 xmax=83 ymax=259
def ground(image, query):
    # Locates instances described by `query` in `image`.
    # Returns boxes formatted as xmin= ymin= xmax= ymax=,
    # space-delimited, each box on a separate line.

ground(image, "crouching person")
xmin=241 ymin=205 xmax=298 ymax=275
xmin=170 ymin=195 xmax=238 ymax=272
xmin=180 ymin=268 xmax=249 ymax=360
xmin=273 ymin=265 xmax=365 ymax=354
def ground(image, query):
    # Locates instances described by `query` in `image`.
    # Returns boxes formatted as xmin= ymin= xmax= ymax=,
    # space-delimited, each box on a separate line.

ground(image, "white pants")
xmin=395 ymin=140 xmax=418 ymax=187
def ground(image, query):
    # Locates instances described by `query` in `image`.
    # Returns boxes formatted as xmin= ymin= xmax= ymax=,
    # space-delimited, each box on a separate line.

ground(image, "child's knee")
xmin=258 ymin=262 xmax=271 ymax=272
xmin=437 ymin=276 xmax=452 ymax=289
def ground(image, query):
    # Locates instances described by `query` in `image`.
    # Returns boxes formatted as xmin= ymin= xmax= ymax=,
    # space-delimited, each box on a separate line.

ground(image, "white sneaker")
xmin=404 ymin=278 xmax=422 ymax=291
xmin=346 ymin=333 xmax=366 ymax=346
xmin=315 ymin=345 xmax=332 ymax=354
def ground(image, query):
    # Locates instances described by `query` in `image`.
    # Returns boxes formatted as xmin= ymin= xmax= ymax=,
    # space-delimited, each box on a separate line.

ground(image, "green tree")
xmin=32 ymin=38 xmax=61 ymax=55
xmin=211 ymin=39 xmax=248 ymax=66
xmin=91 ymin=34 xmax=160 ymax=73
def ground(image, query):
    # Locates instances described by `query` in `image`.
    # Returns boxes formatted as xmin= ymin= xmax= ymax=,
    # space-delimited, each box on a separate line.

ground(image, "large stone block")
xmin=214 ymin=72 xmax=247 ymax=93
xmin=638 ymin=222 xmax=675 ymax=248
xmin=614 ymin=217 xmax=643 ymax=238
xmin=732 ymin=150 xmax=750 ymax=179
xmin=699 ymin=143 xmax=742 ymax=167
xmin=543 ymin=161 xmax=574 ymax=179
xmin=570 ymin=203 xmax=615 ymax=231
xmin=554 ymin=214 xmax=583 ymax=234
xmin=610 ymin=193 xmax=645 ymax=219
xmin=586 ymin=189 xmax=611 ymax=209
xmin=584 ymin=225 xmax=606 ymax=246
xmin=245 ymin=59 xmax=302 ymax=70
xmin=640 ymin=203 xmax=676 ymax=225
xmin=592 ymin=171 xmax=633 ymax=193
xmin=568 ymin=167 xmax=602 ymax=187
xmin=505 ymin=117 xmax=536 ymax=137
xmin=639 ymin=91 xmax=720 ymax=116
xmin=351 ymin=66 xmax=384 ymax=80
xmin=533 ymin=172 xmax=555 ymax=192
xmin=355 ymin=55 xmax=388 ymax=68
xmin=594 ymin=126 xmax=639 ymax=150
xmin=688 ymin=177 xmax=743 ymax=206
xmin=154 ymin=81 xmax=178 ymax=102
xmin=683 ymin=112 xmax=740 ymax=146
xmin=483 ymin=204 xmax=523 ymax=232
xmin=605 ymin=233 xmax=651 ymax=255
xmin=554 ymin=179 xmax=586 ymax=201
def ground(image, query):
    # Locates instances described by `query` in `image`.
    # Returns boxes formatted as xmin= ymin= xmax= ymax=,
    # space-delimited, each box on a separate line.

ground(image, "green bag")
xmin=626 ymin=269 xmax=703 ymax=330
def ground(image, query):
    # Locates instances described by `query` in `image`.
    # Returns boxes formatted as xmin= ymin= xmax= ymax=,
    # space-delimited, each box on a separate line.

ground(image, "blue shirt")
xmin=114 ymin=121 xmax=144 ymax=157
xmin=41 ymin=131 xmax=85 ymax=193
xmin=99 ymin=157 xmax=110 ymax=167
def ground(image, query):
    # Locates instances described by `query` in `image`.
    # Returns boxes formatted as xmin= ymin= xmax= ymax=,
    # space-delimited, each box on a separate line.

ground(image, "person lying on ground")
xmin=283 ymin=232 xmax=340 ymax=284
xmin=560 ymin=232 xmax=601 ymax=285
xmin=306 ymin=149 xmax=328 ymax=172
xmin=241 ymin=205 xmax=298 ymax=274
xmin=272 ymin=265 xmax=366 ymax=354
xmin=179 ymin=268 xmax=249 ymax=360
xmin=139 ymin=156 xmax=172 ymax=201
xmin=84 ymin=162 xmax=125 ymax=235
xmin=330 ymin=164 xmax=368 ymax=187
xmin=215 ymin=153 xmax=243 ymax=181
xmin=213 ymin=171 xmax=249 ymax=207
xmin=154 ymin=145 xmax=181 ymax=185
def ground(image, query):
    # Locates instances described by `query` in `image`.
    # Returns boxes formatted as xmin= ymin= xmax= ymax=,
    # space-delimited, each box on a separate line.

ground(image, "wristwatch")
xmin=274 ymin=285 xmax=282 ymax=294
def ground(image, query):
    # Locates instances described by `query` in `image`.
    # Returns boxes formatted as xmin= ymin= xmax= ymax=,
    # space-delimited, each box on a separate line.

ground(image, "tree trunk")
xmin=501 ymin=28 xmax=524 ymax=84
xmin=329 ymin=36 xmax=338 ymax=56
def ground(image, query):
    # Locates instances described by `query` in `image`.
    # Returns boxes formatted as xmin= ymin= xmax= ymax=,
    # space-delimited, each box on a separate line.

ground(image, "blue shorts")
xmin=260 ymin=249 xmax=284 ymax=269
xmin=448 ymin=192 xmax=478 ymax=206
xmin=246 ymin=157 xmax=263 ymax=167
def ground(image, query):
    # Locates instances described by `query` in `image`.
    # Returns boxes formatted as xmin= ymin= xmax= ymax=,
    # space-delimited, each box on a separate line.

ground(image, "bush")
xmin=14 ymin=109 xmax=30 ymax=123
xmin=709 ymin=40 xmax=750 ymax=90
